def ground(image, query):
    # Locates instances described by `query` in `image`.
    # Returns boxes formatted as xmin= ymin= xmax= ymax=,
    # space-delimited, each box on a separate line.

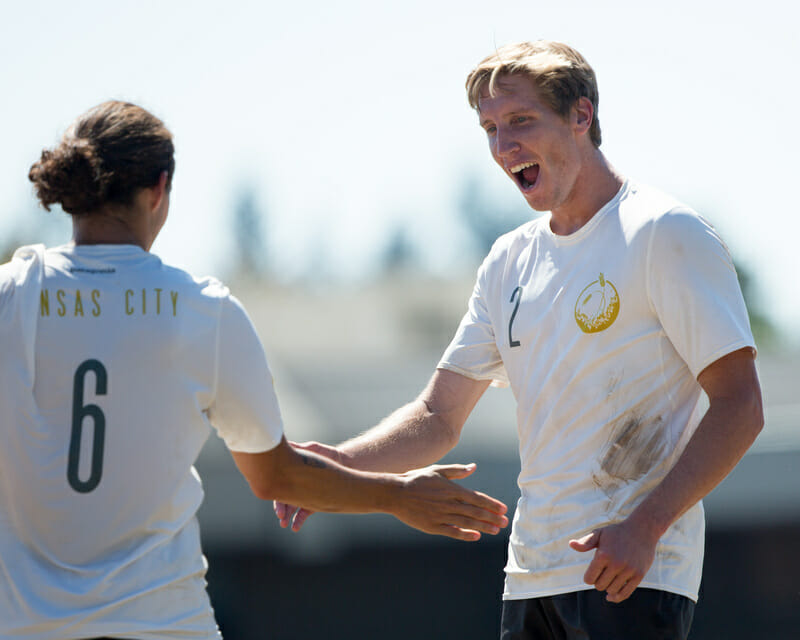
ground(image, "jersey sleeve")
xmin=437 ymin=256 xmax=509 ymax=387
xmin=647 ymin=208 xmax=756 ymax=378
xmin=207 ymin=294 xmax=284 ymax=453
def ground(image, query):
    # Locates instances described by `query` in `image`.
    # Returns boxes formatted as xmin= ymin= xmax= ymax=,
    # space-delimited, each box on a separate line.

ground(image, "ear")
xmin=147 ymin=171 xmax=169 ymax=213
xmin=573 ymin=96 xmax=594 ymax=137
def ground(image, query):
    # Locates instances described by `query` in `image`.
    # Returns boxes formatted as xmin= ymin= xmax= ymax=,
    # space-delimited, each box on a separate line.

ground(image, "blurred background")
xmin=2 ymin=1 xmax=798 ymax=638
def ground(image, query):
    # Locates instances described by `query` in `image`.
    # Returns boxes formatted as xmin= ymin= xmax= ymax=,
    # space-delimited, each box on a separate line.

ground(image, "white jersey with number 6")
xmin=0 ymin=244 xmax=283 ymax=639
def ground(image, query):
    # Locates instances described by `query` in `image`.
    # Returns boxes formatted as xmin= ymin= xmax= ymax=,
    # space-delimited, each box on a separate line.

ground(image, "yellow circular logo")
xmin=574 ymin=273 xmax=620 ymax=334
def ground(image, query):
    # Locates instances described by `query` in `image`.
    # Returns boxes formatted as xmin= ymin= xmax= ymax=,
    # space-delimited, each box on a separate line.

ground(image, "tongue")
xmin=522 ymin=165 xmax=539 ymax=185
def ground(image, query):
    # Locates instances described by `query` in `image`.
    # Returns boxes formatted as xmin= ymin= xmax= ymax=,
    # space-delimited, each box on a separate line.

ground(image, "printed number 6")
xmin=67 ymin=359 xmax=107 ymax=493
xmin=509 ymin=286 xmax=522 ymax=348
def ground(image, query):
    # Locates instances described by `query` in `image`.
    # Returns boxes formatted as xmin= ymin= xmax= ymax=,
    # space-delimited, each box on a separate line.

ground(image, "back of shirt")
xmin=0 ymin=244 xmax=283 ymax=639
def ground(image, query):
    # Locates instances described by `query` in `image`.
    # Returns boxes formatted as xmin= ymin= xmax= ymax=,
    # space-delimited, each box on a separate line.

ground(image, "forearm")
xmin=235 ymin=440 xmax=400 ymax=514
xmin=336 ymin=369 xmax=489 ymax=473
xmin=269 ymin=446 xmax=399 ymax=514
xmin=627 ymin=384 xmax=763 ymax=539
xmin=245 ymin=438 xmax=510 ymax=540
xmin=337 ymin=398 xmax=459 ymax=472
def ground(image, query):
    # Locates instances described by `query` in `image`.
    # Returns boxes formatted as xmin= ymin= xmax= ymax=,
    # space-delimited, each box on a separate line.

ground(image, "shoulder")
xmin=0 ymin=244 xmax=46 ymax=301
xmin=618 ymin=180 xmax=691 ymax=228
xmin=481 ymin=217 xmax=542 ymax=270
xmin=619 ymin=180 xmax=722 ymax=247
xmin=152 ymin=256 xmax=232 ymax=300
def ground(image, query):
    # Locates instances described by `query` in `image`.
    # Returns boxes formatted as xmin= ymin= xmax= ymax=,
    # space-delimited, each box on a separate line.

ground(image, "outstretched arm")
xmin=570 ymin=347 xmax=763 ymax=601
xmin=233 ymin=434 xmax=507 ymax=542
xmin=274 ymin=368 xmax=491 ymax=530
xmin=336 ymin=368 xmax=491 ymax=472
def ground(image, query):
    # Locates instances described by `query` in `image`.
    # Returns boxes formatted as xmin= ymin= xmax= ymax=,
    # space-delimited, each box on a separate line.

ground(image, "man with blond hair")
xmin=275 ymin=41 xmax=763 ymax=639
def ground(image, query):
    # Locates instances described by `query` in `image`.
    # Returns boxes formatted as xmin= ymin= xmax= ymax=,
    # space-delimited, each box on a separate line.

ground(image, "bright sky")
xmin=2 ymin=0 xmax=798 ymax=339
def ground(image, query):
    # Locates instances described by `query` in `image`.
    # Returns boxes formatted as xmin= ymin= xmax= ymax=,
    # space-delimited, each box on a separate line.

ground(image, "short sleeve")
xmin=647 ymin=209 xmax=756 ymax=378
xmin=207 ymin=294 xmax=284 ymax=453
xmin=438 ymin=258 xmax=509 ymax=387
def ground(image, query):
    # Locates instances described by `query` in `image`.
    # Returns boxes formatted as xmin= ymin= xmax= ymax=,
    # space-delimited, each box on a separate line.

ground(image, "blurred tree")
xmin=0 ymin=203 xmax=71 ymax=263
xmin=232 ymin=185 xmax=267 ymax=278
xmin=458 ymin=174 xmax=531 ymax=256
xmin=735 ymin=260 xmax=779 ymax=349
xmin=380 ymin=224 xmax=417 ymax=275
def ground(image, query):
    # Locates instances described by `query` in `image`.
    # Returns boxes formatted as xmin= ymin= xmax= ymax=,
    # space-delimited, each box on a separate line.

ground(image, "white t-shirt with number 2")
xmin=0 ymin=244 xmax=284 ymax=639
xmin=438 ymin=180 xmax=755 ymax=602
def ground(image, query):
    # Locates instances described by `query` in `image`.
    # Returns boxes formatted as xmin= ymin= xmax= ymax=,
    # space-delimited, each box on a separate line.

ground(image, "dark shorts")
xmin=500 ymin=588 xmax=695 ymax=640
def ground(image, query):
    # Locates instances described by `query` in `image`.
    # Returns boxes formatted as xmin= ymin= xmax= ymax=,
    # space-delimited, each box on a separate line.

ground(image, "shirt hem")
xmin=502 ymin=581 xmax=698 ymax=603
xmin=692 ymin=339 xmax=756 ymax=379
xmin=436 ymin=362 xmax=509 ymax=388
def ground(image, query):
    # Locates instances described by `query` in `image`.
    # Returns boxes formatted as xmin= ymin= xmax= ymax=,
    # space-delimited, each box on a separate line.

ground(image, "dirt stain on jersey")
xmin=593 ymin=410 xmax=668 ymax=497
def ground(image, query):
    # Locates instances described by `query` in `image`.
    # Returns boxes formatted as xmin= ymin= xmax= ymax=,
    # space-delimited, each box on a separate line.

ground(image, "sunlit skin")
xmin=71 ymin=171 xmax=170 ymax=251
xmin=477 ymin=74 xmax=623 ymax=235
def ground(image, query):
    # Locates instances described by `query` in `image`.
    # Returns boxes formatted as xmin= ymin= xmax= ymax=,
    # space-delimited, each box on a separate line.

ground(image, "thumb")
xmin=569 ymin=530 xmax=601 ymax=553
xmin=436 ymin=462 xmax=477 ymax=481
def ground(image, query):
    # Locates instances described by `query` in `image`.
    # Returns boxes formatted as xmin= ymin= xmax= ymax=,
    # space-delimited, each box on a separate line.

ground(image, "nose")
xmin=494 ymin=126 xmax=520 ymax=158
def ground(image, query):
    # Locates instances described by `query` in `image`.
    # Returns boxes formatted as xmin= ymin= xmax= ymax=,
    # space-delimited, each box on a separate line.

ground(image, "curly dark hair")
xmin=28 ymin=101 xmax=175 ymax=215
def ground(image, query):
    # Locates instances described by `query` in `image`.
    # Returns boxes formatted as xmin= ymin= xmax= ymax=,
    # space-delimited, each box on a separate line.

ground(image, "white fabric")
xmin=0 ymin=244 xmax=284 ymax=639
xmin=438 ymin=180 xmax=755 ymax=602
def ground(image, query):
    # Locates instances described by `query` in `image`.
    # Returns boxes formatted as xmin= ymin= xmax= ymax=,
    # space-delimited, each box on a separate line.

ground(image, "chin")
xmin=522 ymin=192 xmax=550 ymax=213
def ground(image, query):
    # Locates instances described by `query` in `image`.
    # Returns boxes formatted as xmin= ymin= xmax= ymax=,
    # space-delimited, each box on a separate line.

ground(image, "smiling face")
xmin=478 ymin=73 xmax=592 ymax=215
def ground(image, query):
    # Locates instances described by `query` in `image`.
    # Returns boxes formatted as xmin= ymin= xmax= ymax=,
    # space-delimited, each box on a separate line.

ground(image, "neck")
xmin=72 ymin=208 xmax=149 ymax=250
xmin=549 ymin=149 xmax=624 ymax=236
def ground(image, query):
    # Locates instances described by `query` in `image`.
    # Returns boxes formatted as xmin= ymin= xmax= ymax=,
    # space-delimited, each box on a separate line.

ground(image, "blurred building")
xmin=196 ymin=277 xmax=800 ymax=640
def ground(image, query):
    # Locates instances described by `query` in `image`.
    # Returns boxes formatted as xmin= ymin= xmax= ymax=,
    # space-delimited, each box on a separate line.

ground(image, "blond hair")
xmin=466 ymin=41 xmax=602 ymax=147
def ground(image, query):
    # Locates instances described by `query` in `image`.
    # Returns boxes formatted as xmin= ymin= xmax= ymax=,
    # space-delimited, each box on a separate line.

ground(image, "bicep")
xmin=697 ymin=348 xmax=763 ymax=440
xmin=697 ymin=347 xmax=761 ymax=407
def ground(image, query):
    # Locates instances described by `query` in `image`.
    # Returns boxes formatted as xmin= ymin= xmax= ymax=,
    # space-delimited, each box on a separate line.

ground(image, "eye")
xmin=512 ymin=115 xmax=528 ymax=124
xmin=483 ymin=124 xmax=497 ymax=135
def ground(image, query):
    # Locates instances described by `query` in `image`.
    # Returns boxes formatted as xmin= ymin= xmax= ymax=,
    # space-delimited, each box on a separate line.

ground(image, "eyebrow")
xmin=479 ymin=109 xmax=536 ymax=127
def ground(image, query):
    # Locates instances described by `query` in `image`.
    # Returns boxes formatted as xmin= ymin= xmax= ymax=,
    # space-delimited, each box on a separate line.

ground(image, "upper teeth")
xmin=510 ymin=162 xmax=536 ymax=173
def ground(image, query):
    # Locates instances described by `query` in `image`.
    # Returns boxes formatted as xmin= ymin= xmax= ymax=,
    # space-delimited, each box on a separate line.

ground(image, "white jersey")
xmin=438 ymin=180 xmax=755 ymax=602
xmin=0 ymin=244 xmax=284 ymax=639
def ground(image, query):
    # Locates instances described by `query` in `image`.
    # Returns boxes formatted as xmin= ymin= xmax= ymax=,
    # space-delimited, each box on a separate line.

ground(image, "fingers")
xmin=273 ymin=501 xmax=314 ymax=531
xmin=435 ymin=511 xmax=504 ymax=536
xmin=433 ymin=525 xmax=482 ymax=542
xmin=604 ymin=571 xmax=637 ymax=602
xmin=273 ymin=501 xmax=295 ymax=528
xmin=291 ymin=508 xmax=313 ymax=532
xmin=435 ymin=462 xmax=477 ymax=481
xmin=448 ymin=500 xmax=508 ymax=531
xmin=569 ymin=530 xmax=600 ymax=552
xmin=607 ymin=576 xmax=640 ymax=603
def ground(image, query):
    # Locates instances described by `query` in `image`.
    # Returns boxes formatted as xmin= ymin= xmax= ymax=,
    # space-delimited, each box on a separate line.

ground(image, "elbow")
xmin=420 ymin=399 xmax=463 ymax=453
xmin=248 ymin=470 xmax=292 ymax=503
xmin=248 ymin=478 xmax=278 ymax=502
xmin=250 ymin=483 xmax=274 ymax=502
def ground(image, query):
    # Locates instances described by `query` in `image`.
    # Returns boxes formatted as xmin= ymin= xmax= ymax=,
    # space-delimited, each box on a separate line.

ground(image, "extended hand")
xmin=569 ymin=520 xmax=658 ymax=603
xmin=392 ymin=463 xmax=508 ymax=541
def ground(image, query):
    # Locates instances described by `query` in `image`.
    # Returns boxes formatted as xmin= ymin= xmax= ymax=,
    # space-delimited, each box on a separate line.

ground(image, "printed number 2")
xmin=67 ymin=359 xmax=107 ymax=493
xmin=508 ymin=286 xmax=523 ymax=348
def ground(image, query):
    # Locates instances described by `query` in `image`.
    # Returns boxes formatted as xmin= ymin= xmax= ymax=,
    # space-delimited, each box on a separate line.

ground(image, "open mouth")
xmin=510 ymin=162 xmax=540 ymax=190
